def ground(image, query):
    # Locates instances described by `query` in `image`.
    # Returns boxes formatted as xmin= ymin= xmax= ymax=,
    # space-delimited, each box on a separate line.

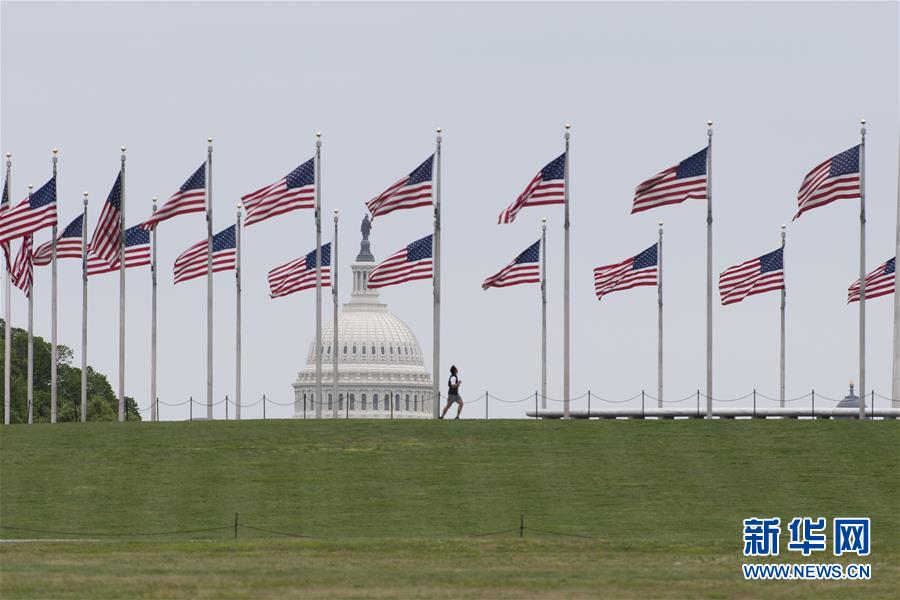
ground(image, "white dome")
xmin=306 ymin=306 xmax=426 ymax=368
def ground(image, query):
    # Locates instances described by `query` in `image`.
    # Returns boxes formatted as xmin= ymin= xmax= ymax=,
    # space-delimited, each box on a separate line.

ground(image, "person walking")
xmin=440 ymin=365 xmax=464 ymax=419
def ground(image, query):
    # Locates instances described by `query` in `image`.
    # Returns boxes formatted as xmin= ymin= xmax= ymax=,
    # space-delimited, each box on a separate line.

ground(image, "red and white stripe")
xmin=498 ymin=174 xmax=565 ymax=225
xmin=173 ymin=239 xmax=235 ymax=284
xmin=268 ymin=259 xmax=331 ymax=298
xmin=631 ymin=166 xmax=707 ymax=214
xmin=367 ymin=248 xmax=432 ymax=289
xmin=482 ymin=263 xmax=540 ymax=290
xmin=366 ymin=177 xmax=432 ymax=219
xmin=90 ymin=201 xmax=121 ymax=265
xmin=719 ymin=259 xmax=784 ymax=305
xmin=140 ymin=170 xmax=206 ymax=231
xmin=593 ymin=257 xmax=657 ymax=300
xmin=242 ymin=180 xmax=314 ymax=227
xmin=87 ymin=247 xmax=151 ymax=277
xmin=11 ymin=235 xmax=33 ymax=297
xmin=848 ymin=260 xmax=894 ymax=303
xmin=33 ymin=238 xmax=84 ymax=267
xmin=0 ymin=196 xmax=57 ymax=246
xmin=795 ymin=157 xmax=860 ymax=221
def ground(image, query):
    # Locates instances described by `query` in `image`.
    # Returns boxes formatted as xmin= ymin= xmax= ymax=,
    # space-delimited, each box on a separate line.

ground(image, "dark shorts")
xmin=447 ymin=394 xmax=462 ymax=404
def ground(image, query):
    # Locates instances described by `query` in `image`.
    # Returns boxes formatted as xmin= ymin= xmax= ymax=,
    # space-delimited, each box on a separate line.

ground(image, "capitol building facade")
xmin=293 ymin=216 xmax=434 ymax=419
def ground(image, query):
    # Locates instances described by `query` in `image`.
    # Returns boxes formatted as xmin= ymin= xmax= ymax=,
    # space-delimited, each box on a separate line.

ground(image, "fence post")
xmin=520 ymin=512 xmax=524 ymax=538
xmin=811 ymin=389 xmax=815 ymax=419
xmin=641 ymin=390 xmax=645 ymax=419
xmin=225 ymin=395 xmax=229 ymax=421
xmin=696 ymin=390 xmax=700 ymax=417
xmin=485 ymin=391 xmax=488 ymax=420
xmin=346 ymin=394 xmax=349 ymax=420
xmin=871 ymin=390 xmax=874 ymax=418
xmin=156 ymin=397 xmax=159 ymax=422
xmin=753 ymin=389 xmax=756 ymax=419
xmin=189 ymin=396 xmax=193 ymax=421
xmin=234 ymin=512 xmax=239 ymax=539
xmin=263 ymin=394 xmax=266 ymax=420
xmin=303 ymin=396 xmax=306 ymax=420
xmin=390 ymin=393 xmax=394 ymax=420
xmin=534 ymin=391 xmax=538 ymax=419
xmin=587 ymin=390 xmax=591 ymax=418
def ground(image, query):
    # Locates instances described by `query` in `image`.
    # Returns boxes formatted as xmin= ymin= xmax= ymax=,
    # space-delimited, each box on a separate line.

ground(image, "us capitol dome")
xmin=293 ymin=215 xmax=433 ymax=418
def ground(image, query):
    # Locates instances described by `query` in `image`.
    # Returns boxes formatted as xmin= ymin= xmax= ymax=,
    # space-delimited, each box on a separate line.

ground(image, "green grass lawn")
xmin=1 ymin=419 xmax=898 ymax=598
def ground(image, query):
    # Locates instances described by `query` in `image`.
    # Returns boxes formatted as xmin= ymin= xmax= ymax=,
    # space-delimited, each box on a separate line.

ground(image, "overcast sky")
xmin=2 ymin=1 xmax=898 ymax=419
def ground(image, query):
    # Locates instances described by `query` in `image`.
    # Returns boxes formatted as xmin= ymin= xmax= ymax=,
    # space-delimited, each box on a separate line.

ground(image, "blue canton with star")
xmin=829 ymin=146 xmax=860 ymax=178
xmin=30 ymin=176 xmax=57 ymax=208
xmin=759 ymin=247 xmax=783 ymax=273
xmin=180 ymin=164 xmax=206 ymax=192
xmin=407 ymin=155 xmax=434 ymax=185
xmin=287 ymin=158 xmax=315 ymax=189
xmin=124 ymin=225 xmax=150 ymax=247
xmin=211 ymin=225 xmax=236 ymax=251
xmin=60 ymin=214 xmax=84 ymax=238
xmin=105 ymin=172 xmax=122 ymax=210
xmin=514 ymin=240 xmax=541 ymax=264
xmin=676 ymin=148 xmax=708 ymax=179
xmin=406 ymin=235 xmax=433 ymax=261
xmin=305 ymin=242 xmax=331 ymax=269
xmin=633 ymin=244 xmax=658 ymax=269
xmin=885 ymin=257 xmax=896 ymax=275
xmin=541 ymin=154 xmax=566 ymax=181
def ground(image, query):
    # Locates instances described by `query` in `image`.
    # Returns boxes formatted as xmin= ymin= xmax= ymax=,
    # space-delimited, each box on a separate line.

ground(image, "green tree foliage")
xmin=0 ymin=319 xmax=140 ymax=423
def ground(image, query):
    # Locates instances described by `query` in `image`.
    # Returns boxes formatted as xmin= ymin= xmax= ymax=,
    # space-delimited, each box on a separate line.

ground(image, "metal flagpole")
xmin=858 ymin=120 xmax=867 ymax=420
xmin=235 ymin=203 xmax=242 ymax=420
xmin=563 ymin=123 xmax=571 ymax=419
xmin=541 ymin=217 xmax=547 ymax=410
xmin=893 ymin=131 xmax=900 ymax=407
xmin=51 ymin=149 xmax=58 ymax=423
xmin=81 ymin=192 xmax=88 ymax=422
xmin=433 ymin=128 xmax=442 ymax=419
xmin=332 ymin=209 xmax=339 ymax=418
xmin=3 ymin=153 xmax=11 ymax=425
xmin=780 ymin=225 xmax=786 ymax=407
xmin=26 ymin=185 xmax=33 ymax=424
xmin=150 ymin=197 xmax=157 ymax=422
xmin=314 ymin=133 xmax=324 ymax=416
xmin=118 ymin=147 xmax=126 ymax=422
xmin=658 ymin=221 xmax=664 ymax=407
xmin=705 ymin=121 xmax=713 ymax=419
xmin=206 ymin=138 xmax=213 ymax=420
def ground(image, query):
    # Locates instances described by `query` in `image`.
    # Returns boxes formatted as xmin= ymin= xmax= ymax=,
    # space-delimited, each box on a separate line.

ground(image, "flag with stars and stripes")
xmin=593 ymin=244 xmax=658 ymax=300
xmin=848 ymin=257 xmax=895 ymax=303
xmin=173 ymin=224 xmax=236 ymax=284
xmin=631 ymin=148 xmax=707 ymax=214
xmin=482 ymin=240 xmax=541 ymax=289
xmin=498 ymin=154 xmax=565 ymax=224
xmin=367 ymin=234 xmax=433 ymax=288
xmin=34 ymin=214 xmax=84 ymax=267
xmin=268 ymin=242 xmax=331 ymax=298
xmin=1 ymin=169 xmax=10 ymax=272
xmin=0 ymin=176 xmax=58 ymax=246
xmin=11 ymin=235 xmax=33 ymax=297
xmin=89 ymin=171 xmax=123 ymax=264
xmin=242 ymin=158 xmax=315 ymax=226
xmin=366 ymin=155 xmax=433 ymax=219
xmin=719 ymin=247 xmax=784 ymax=305
xmin=140 ymin=163 xmax=206 ymax=230
xmin=87 ymin=226 xmax=150 ymax=276
xmin=794 ymin=145 xmax=861 ymax=220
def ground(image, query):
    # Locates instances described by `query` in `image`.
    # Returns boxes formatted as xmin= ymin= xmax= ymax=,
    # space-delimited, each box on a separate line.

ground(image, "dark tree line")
xmin=0 ymin=320 xmax=140 ymax=423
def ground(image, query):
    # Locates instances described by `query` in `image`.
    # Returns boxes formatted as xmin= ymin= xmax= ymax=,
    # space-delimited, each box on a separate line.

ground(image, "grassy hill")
xmin=1 ymin=419 xmax=898 ymax=598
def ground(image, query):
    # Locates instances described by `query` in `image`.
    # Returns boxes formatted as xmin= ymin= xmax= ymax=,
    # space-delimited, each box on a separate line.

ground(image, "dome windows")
xmin=343 ymin=345 xmax=348 ymax=355
xmin=352 ymin=345 xmax=357 ymax=355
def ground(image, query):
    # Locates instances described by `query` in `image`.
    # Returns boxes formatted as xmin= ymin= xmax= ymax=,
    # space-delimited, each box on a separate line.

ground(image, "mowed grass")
xmin=1 ymin=419 xmax=898 ymax=598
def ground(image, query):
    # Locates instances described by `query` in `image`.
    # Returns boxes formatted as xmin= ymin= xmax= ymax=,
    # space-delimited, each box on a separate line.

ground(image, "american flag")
xmin=482 ymin=240 xmax=541 ymax=290
xmin=632 ymin=148 xmax=707 ymax=214
xmin=366 ymin=155 xmax=433 ymax=219
xmin=1 ymin=170 xmax=10 ymax=272
xmin=140 ymin=163 xmax=206 ymax=230
xmin=367 ymin=234 xmax=433 ymax=288
xmin=242 ymin=158 xmax=315 ymax=226
xmin=593 ymin=244 xmax=658 ymax=300
xmin=719 ymin=247 xmax=784 ymax=305
xmin=268 ymin=242 xmax=331 ymax=298
xmin=34 ymin=214 xmax=84 ymax=267
xmin=794 ymin=145 xmax=861 ymax=220
xmin=848 ymin=257 xmax=895 ymax=303
xmin=89 ymin=171 xmax=123 ymax=264
xmin=0 ymin=176 xmax=58 ymax=246
xmin=173 ymin=224 xmax=236 ymax=284
xmin=498 ymin=154 xmax=565 ymax=224
xmin=11 ymin=235 xmax=33 ymax=297
xmin=87 ymin=226 xmax=150 ymax=277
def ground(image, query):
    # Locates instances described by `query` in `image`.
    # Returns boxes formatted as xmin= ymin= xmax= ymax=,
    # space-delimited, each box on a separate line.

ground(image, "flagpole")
xmin=892 ymin=130 xmax=900 ymax=408
xmin=780 ymin=225 xmax=786 ymax=407
xmin=81 ymin=192 xmax=88 ymax=422
xmin=858 ymin=120 xmax=867 ymax=420
xmin=3 ymin=153 xmax=11 ymax=425
xmin=150 ymin=197 xmax=157 ymax=421
xmin=433 ymin=127 xmax=442 ymax=419
xmin=563 ymin=123 xmax=571 ymax=419
xmin=313 ymin=133 xmax=324 ymax=417
xmin=541 ymin=217 xmax=547 ymax=410
xmin=235 ymin=203 xmax=242 ymax=420
xmin=118 ymin=147 xmax=126 ymax=422
xmin=705 ymin=120 xmax=714 ymax=419
xmin=658 ymin=220 xmax=664 ymax=407
xmin=26 ymin=186 xmax=33 ymax=424
xmin=50 ymin=149 xmax=58 ymax=423
xmin=206 ymin=138 xmax=213 ymax=420
xmin=333 ymin=208 xmax=339 ymax=418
